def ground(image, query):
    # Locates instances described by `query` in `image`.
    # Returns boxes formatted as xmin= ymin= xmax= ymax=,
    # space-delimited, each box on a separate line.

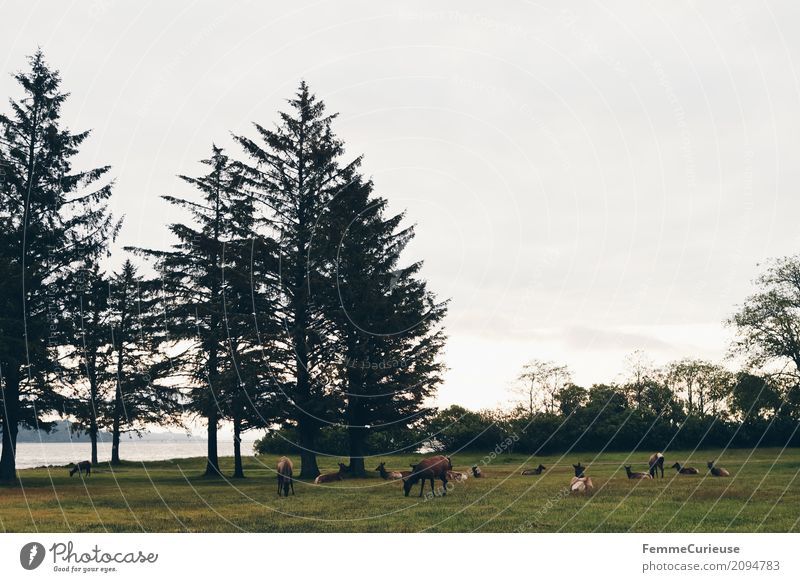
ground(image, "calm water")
xmin=10 ymin=439 xmax=258 ymax=469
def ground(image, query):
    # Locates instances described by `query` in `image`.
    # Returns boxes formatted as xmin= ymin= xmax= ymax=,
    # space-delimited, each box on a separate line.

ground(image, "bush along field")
xmin=1 ymin=448 xmax=797 ymax=533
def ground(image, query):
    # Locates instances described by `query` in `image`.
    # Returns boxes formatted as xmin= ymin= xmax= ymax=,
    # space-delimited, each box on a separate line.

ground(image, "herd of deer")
xmin=270 ymin=451 xmax=731 ymax=498
xmin=65 ymin=452 xmax=731 ymax=500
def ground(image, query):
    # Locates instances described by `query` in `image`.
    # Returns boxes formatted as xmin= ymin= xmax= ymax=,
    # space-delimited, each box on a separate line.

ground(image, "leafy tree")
xmin=513 ymin=360 xmax=571 ymax=415
xmin=622 ymin=349 xmax=656 ymax=409
xmin=729 ymin=256 xmax=800 ymax=375
xmin=0 ymin=51 xmax=115 ymax=480
xmin=557 ymin=383 xmax=588 ymax=416
xmin=729 ymin=373 xmax=782 ymax=421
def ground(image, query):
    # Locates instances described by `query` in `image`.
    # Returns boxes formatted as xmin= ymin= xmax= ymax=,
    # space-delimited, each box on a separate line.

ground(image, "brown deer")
xmin=624 ymin=465 xmax=653 ymax=480
xmin=375 ymin=462 xmax=403 ymax=480
xmin=648 ymin=452 xmax=665 ymax=478
xmin=521 ymin=464 xmax=546 ymax=475
xmin=276 ymin=456 xmax=294 ymax=496
xmin=707 ymin=461 xmax=730 ymax=477
xmin=403 ymin=455 xmax=452 ymax=497
xmin=570 ymin=463 xmax=593 ymax=495
xmin=471 ymin=465 xmax=483 ymax=478
xmin=69 ymin=460 xmax=91 ymax=477
xmin=671 ymin=462 xmax=699 ymax=475
xmin=314 ymin=463 xmax=348 ymax=484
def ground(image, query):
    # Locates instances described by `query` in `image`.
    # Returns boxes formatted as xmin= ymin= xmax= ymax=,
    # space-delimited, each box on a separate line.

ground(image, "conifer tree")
xmin=0 ymin=51 xmax=116 ymax=480
xmin=132 ymin=145 xmax=259 ymax=476
xmin=106 ymin=260 xmax=179 ymax=465
xmin=323 ymin=180 xmax=448 ymax=475
xmin=235 ymin=82 xmax=358 ymax=478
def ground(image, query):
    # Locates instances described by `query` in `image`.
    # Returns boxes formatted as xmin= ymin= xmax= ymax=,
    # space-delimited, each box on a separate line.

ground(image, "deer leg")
xmin=442 ymin=476 xmax=448 ymax=496
xmin=290 ymin=479 xmax=295 ymax=495
xmin=418 ymin=479 xmax=425 ymax=497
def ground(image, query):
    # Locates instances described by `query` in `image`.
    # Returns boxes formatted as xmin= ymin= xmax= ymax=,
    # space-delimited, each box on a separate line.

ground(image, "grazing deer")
xmin=314 ymin=463 xmax=348 ymax=484
xmin=375 ymin=462 xmax=403 ymax=480
xmin=570 ymin=463 xmax=593 ymax=495
xmin=648 ymin=452 xmax=665 ymax=478
xmin=707 ymin=461 xmax=730 ymax=477
xmin=471 ymin=465 xmax=483 ymax=478
xmin=521 ymin=464 xmax=546 ymax=475
xmin=402 ymin=455 xmax=452 ymax=497
xmin=69 ymin=460 xmax=91 ymax=477
xmin=276 ymin=456 xmax=294 ymax=497
xmin=671 ymin=462 xmax=698 ymax=475
xmin=624 ymin=465 xmax=653 ymax=479
xmin=447 ymin=470 xmax=469 ymax=482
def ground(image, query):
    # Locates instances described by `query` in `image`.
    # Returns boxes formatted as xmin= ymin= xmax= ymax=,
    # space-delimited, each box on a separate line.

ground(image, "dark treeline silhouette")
xmin=0 ymin=52 xmax=446 ymax=481
xmin=256 ymin=369 xmax=800 ymax=457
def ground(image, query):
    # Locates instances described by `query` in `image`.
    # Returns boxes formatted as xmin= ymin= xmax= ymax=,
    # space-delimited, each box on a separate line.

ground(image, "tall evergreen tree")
xmin=106 ymin=260 xmax=179 ymax=465
xmin=61 ymin=262 xmax=113 ymax=465
xmin=131 ymin=145 xmax=258 ymax=476
xmin=235 ymin=82 xmax=359 ymax=478
xmin=323 ymin=182 xmax=448 ymax=475
xmin=0 ymin=51 xmax=115 ymax=481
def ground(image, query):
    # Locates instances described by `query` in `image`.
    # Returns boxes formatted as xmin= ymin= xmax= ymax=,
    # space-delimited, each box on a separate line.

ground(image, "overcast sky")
xmin=3 ymin=0 xmax=800 ymax=413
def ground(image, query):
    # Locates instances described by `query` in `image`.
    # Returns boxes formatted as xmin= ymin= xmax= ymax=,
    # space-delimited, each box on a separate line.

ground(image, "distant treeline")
xmin=256 ymin=372 xmax=800 ymax=457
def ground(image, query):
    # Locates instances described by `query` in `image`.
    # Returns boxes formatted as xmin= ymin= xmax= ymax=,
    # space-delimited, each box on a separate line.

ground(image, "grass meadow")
xmin=1 ymin=448 xmax=798 ymax=533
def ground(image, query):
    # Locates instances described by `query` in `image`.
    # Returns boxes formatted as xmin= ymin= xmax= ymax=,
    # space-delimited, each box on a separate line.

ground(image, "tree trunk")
xmin=89 ymin=377 xmax=99 ymax=465
xmin=298 ymin=427 xmax=319 ymax=479
xmin=232 ymin=414 xmax=244 ymax=478
xmin=348 ymin=426 xmax=367 ymax=477
xmin=111 ymin=381 xmax=122 ymax=465
xmin=0 ymin=367 xmax=20 ymax=481
xmin=204 ymin=408 xmax=220 ymax=476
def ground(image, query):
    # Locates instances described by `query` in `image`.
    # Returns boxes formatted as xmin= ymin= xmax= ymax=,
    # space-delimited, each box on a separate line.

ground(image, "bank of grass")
xmin=0 ymin=448 xmax=797 ymax=532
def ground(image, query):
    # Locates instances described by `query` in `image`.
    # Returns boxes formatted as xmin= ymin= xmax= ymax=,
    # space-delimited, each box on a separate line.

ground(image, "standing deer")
xmin=707 ymin=461 xmax=730 ymax=477
xmin=649 ymin=452 xmax=665 ymax=478
xmin=402 ymin=455 xmax=452 ymax=497
xmin=69 ymin=460 xmax=91 ymax=477
xmin=276 ymin=456 xmax=294 ymax=497
xmin=671 ymin=462 xmax=699 ymax=475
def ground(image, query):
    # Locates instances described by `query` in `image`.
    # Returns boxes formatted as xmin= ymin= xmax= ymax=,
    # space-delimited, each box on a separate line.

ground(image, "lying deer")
xmin=375 ymin=462 xmax=403 ymax=480
xmin=314 ymin=463 xmax=348 ymax=484
xmin=69 ymin=460 xmax=91 ymax=477
xmin=671 ymin=462 xmax=699 ymax=475
xmin=471 ymin=465 xmax=484 ymax=478
xmin=521 ymin=464 xmax=546 ymax=475
xmin=624 ymin=465 xmax=652 ymax=479
xmin=570 ymin=463 xmax=593 ymax=495
xmin=447 ymin=470 xmax=469 ymax=482
xmin=707 ymin=461 xmax=730 ymax=477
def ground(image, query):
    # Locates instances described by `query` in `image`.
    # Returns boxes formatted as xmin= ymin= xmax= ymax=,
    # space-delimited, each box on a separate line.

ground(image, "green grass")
xmin=1 ymin=448 xmax=798 ymax=532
